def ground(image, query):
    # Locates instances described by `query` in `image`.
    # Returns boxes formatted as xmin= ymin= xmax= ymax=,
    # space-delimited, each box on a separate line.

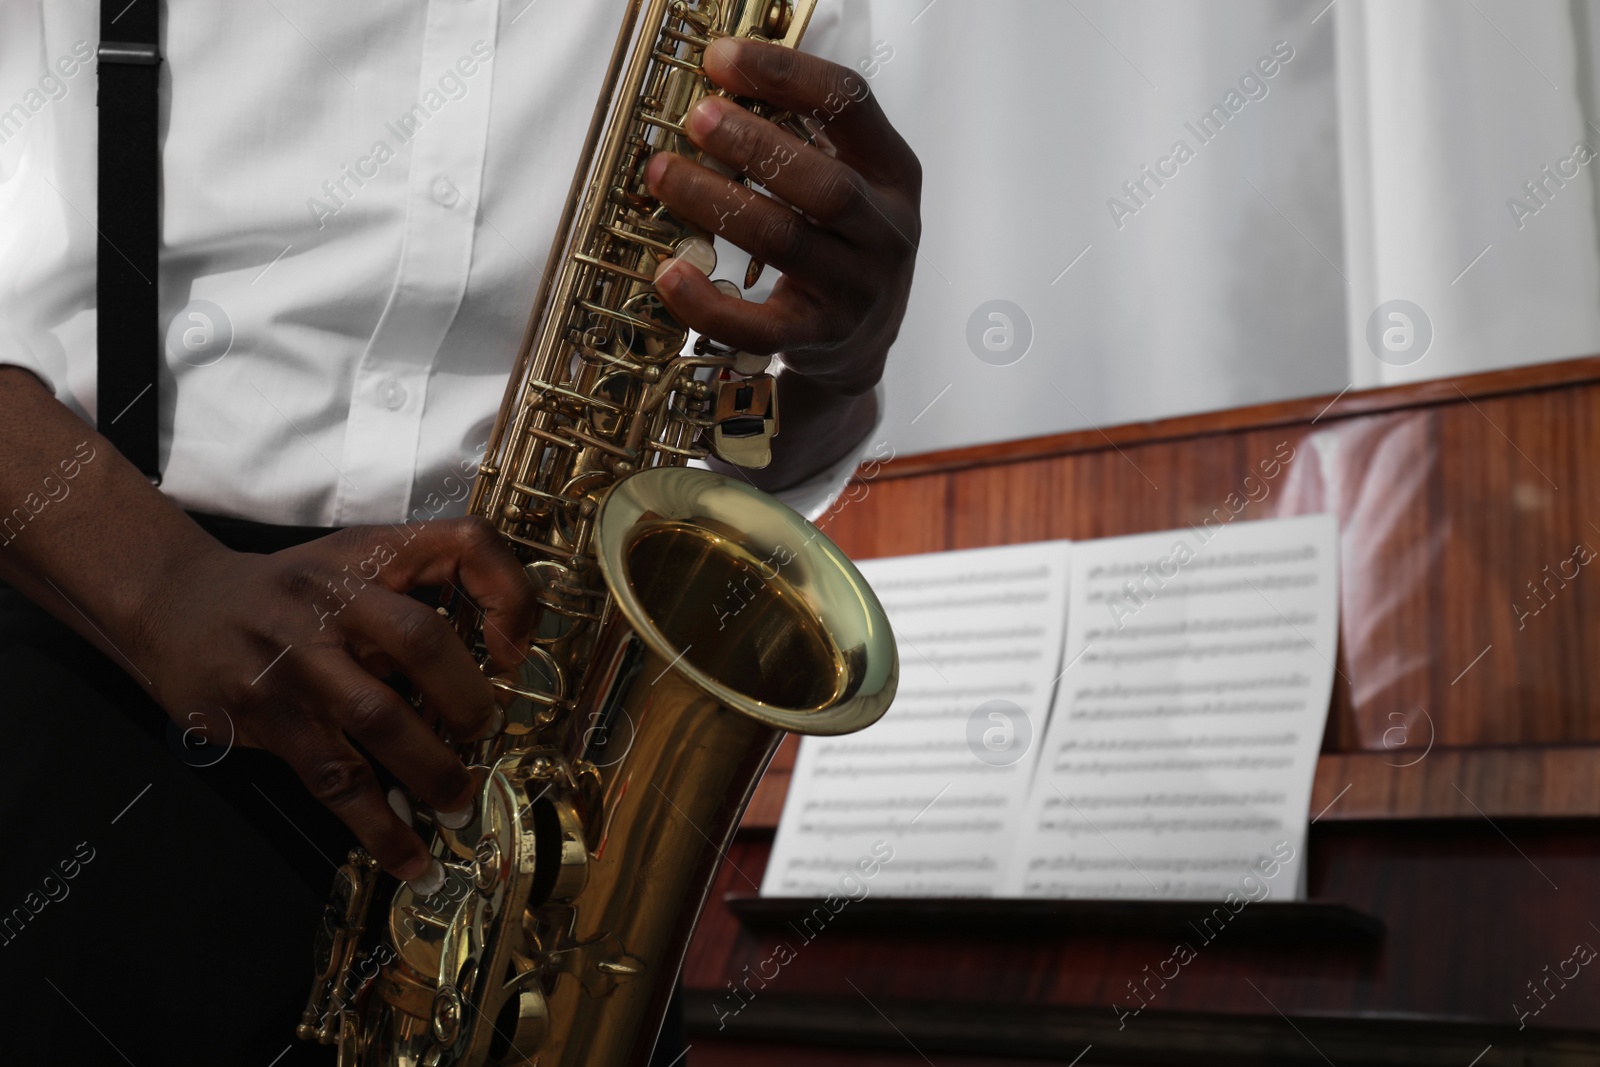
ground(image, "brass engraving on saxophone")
xmin=299 ymin=2 xmax=898 ymax=1063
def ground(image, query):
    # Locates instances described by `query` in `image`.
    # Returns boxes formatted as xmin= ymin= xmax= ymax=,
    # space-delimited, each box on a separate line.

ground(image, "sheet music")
xmin=1006 ymin=514 xmax=1338 ymax=900
xmin=761 ymin=540 xmax=1073 ymax=897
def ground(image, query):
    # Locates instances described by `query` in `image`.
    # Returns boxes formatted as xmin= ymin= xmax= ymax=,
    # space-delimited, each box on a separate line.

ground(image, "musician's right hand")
xmin=142 ymin=519 xmax=537 ymax=883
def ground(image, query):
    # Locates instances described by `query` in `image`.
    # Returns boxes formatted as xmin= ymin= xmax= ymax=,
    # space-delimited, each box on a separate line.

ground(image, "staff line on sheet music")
xmin=1055 ymin=784 xmax=1161 ymax=893
xmin=1451 ymin=783 xmax=1559 ymax=891
xmin=846 ymin=978 xmax=939 ymax=1067
xmin=1242 ymin=577 xmax=1349 ymax=687
xmin=893 ymin=625 xmax=950 ymax=684
xmin=910 ymin=783 xmax=952 ymax=824
xmin=1050 ymin=642 xmax=1095 ymax=685
xmin=1244 ymin=977 xmax=1338 ymax=1067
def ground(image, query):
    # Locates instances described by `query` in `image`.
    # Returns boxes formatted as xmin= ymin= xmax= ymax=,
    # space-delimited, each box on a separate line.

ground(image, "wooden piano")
xmin=678 ymin=356 xmax=1600 ymax=1066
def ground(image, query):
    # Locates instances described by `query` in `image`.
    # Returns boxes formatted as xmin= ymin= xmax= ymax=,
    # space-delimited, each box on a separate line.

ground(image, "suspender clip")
xmin=97 ymin=41 xmax=162 ymax=66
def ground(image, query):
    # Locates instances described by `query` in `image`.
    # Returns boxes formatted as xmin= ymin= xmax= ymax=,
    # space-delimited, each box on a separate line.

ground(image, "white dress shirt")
xmin=0 ymin=1 xmax=877 ymax=526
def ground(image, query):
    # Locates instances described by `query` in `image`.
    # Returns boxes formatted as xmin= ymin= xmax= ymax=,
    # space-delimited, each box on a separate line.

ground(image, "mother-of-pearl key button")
xmin=407 ymin=857 xmax=448 ymax=897
xmin=386 ymin=787 xmax=413 ymax=824
xmin=436 ymin=802 xmax=475 ymax=830
xmin=734 ymin=352 xmax=771 ymax=375
xmin=673 ymin=237 xmax=716 ymax=276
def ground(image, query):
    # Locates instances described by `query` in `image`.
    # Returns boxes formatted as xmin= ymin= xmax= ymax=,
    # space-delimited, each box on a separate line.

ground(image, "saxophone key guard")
xmin=711 ymin=372 xmax=777 ymax=468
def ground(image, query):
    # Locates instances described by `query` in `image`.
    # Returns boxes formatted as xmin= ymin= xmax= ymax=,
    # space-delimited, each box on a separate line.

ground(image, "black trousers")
xmin=0 ymin=513 xmax=684 ymax=1066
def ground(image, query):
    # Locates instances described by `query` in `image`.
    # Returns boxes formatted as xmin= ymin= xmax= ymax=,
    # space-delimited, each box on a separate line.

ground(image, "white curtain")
xmin=854 ymin=0 xmax=1600 ymax=457
xmin=1336 ymin=0 xmax=1600 ymax=388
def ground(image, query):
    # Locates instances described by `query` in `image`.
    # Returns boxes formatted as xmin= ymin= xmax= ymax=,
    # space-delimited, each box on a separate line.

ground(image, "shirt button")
xmin=379 ymin=379 xmax=408 ymax=410
xmin=430 ymin=176 xmax=460 ymax=207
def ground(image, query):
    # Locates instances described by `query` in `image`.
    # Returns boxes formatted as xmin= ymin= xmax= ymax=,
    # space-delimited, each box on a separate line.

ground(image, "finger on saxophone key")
xmin=674 ymin=236 xmax=717 ymax=276
xmin=405 ymin=857 xmax=448 ymax=898
xmin=734 ymin=352 xmax=771 ymax=375
xmin=436 ymin=801 xmax=475 ymax=831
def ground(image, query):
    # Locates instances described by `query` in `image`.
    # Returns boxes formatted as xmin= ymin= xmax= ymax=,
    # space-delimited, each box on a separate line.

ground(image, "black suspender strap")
xmin=96 ymin=1 xmax=162 ymax=481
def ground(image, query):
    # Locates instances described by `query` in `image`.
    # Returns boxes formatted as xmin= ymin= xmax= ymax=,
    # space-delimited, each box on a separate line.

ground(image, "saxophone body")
xmin=298 ymin=2 xmax=898 ymax=1064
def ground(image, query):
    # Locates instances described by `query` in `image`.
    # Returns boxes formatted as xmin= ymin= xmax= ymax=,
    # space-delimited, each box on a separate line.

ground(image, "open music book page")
xmin=760 ymin=540 xmax=1073 ymax=897
xmin=1004 ymin=513 xmax=1339 ymax=900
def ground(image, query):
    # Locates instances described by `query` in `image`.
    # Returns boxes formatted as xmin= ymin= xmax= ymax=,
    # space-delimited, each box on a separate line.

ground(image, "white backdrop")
xmin=859 ymin=0 xmax=1600 ymax=457
xmin=1337 ymin=0 xmax=1600 ymax=388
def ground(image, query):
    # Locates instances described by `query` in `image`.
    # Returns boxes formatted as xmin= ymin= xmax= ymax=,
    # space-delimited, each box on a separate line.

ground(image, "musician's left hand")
xmin=645 ymin=37 xmax=921 ymax=404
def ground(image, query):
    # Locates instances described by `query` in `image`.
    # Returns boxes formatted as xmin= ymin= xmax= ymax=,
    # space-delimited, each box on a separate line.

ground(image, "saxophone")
xmin=297 ymin=1 xmax=897 ymax=1064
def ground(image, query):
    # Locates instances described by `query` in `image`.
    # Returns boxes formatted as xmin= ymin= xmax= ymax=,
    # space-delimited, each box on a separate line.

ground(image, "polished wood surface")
xmin=871 ymin=353 xmax=1600 ymax=481
xmin=682 ymin=356 xmax=1600 ymax=1064
xmin=722 ymin=895 xmax=1383 ymax=942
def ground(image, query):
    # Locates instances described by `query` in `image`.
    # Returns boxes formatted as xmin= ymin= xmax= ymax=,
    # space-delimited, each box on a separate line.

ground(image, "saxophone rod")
xmin=479 ymin=0 xmax=648 ymax=474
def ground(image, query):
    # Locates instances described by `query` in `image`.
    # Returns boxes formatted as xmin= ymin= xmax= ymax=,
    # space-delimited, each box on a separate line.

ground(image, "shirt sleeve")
xmin=0 ymin=4 xmax=99 ymax=409
xmin=770 ymin=379 xmax=886 ymax=522
xmin=800 ymin=0 xmax=873 ymax=69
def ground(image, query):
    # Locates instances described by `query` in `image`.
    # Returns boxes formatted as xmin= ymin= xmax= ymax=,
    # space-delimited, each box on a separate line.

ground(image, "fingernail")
xmin=645 ymin=152 xmax=671 ymax=191
xmin=436 ymin=801 xmax=474 ymax=831
xmin=405 ymin=857 xmax=447 ymax=896
xmin=686 ymin=98 xmax=723 ymax=143
xmin=654 ymin=257 xmax=682 ymax=289
xmin=705 ymin=37 xmax=742 ymax=74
